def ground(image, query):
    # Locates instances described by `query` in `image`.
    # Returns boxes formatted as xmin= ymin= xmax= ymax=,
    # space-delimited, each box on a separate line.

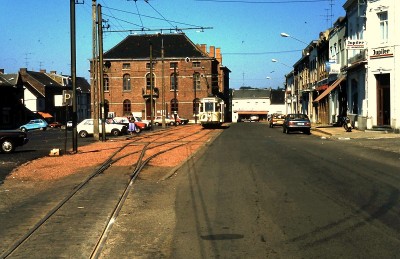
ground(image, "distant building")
xmin=0 ymin=68 xmax=90 ymax=128
xmin=231 ymin=88 xmax=285 ymax=122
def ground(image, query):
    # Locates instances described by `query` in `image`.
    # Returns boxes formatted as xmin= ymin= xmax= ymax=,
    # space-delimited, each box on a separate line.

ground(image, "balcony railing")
xmin=348 ymin=50 xmax=366 ymax=64
xmin=142 ymin=87 xmax=159 ymax=98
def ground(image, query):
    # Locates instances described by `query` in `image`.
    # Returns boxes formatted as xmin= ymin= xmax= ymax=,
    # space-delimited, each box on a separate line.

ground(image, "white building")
xmin=365 ymin=0 xmax=399 ymax=131
xmin=231 ymin=88 xmax=285 ymax=122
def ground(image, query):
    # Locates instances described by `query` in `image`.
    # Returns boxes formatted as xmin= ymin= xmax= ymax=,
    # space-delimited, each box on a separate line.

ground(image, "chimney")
xmin=20 ymin=68 xmax=28 ymax=74
xmin=200 ymin=44 xmax=207 ymax=54
xmin=216 ymin=48 xmax=222 ymax=64
xmin=50 ymin=71 xmax=57 ymax=74
xmin=40 ymin=69 xmax=46 ymax=73
xmin=209 ymin=46 xmax=215 ymax=58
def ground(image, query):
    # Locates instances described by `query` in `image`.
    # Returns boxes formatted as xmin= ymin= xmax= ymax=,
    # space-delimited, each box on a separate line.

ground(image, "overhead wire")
xmin=144 ymin=0 xmax=175 ymax=28
xmin=194 ymin=0 xmax=330 ymax=3
xmin=103 ymin=6 xmax=204 ymax=28
xmin=134 ymin=0 xmax=145 ymax=29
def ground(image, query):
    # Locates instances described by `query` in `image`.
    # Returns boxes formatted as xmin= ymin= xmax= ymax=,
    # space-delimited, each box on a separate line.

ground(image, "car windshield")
xmin=288 ymin=114 xmax=308 ymax=120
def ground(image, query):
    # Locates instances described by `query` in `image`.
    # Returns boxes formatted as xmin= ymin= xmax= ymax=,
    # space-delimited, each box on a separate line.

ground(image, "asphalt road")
xmin=106 ymin=122 xmax=400 ymax=258
xmin=0 ymin=128 xmax=95 ymax=183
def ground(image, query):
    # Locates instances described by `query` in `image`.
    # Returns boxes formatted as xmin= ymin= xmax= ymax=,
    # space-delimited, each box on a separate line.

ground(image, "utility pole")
xmin=173 ymin=64 xmax=177 ymax=126
xmin=161 ymin=37 xmax=166 ymax=128
xmin=92 ymin=0 xmax=99 ymax=140
xmin=70 ymin=0 xmax=78 ymax=153
xmin=97 ymin=4 xmax=106 ymax=141
xmin=150 ymin=42 xmax=154 ymax=131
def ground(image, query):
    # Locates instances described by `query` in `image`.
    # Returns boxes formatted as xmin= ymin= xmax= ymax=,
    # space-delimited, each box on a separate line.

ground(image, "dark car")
xmin=0 ymin=130 xmax=29 ymax=153
xmin=282 ymin=113 xmax=311 ymax=135
xmin=48 ymin=121 xmax=63 ymax=128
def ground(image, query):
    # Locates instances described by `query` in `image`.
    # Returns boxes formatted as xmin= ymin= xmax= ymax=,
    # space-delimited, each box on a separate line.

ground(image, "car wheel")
xmin=20 ymin=127 xmax=27 ymax=132
xmin=79 ymin=130 xmax=88 ymax=138
xmin=111 ymin=129 xmax=120 ymax=136
xmin=135 ymin=127 xmax=141 ymax=133
xmin=1 ymin=140 xmax=15 ymax=153
xmin=169 ymin=121 xmax=175 ymax=126
xmin=155 ymin=122 xmax=160 ymax=126
xmin=304 ymin=129 xmax=311 ymax=135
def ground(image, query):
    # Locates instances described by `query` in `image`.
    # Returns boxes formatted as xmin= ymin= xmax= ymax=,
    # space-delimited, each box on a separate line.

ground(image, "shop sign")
xmin=370 ymin=46 xmax=394 ymax=59
xmin=346 ymin=39 xmax=367 ymax=49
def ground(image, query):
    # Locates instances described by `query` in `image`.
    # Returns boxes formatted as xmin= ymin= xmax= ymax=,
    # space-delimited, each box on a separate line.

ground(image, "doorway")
xmin=145 ymin=98 xmax=155 ymax=120
xmin=376 ymin=74 xmax=390 ymax=126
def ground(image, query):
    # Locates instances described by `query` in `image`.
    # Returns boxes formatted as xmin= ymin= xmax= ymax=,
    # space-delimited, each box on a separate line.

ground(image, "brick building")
xmin=96 ymin=33 xmax=230 ymax=121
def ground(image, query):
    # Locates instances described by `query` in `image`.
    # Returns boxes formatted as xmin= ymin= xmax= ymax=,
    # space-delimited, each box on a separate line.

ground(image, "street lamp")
xmin=280 ymin=32 xmax=308 ymax=45
xmin=271 ymin=59 xmax=291 ymax=68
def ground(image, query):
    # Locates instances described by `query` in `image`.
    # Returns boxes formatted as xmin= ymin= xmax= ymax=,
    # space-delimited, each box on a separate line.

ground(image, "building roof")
xmin=0 ymin=74 xmax=18 ymax=86
xmin=103 ymin=33 xmax=210 ymax=60
xmin=233 ymin=88 xmax=271 ymax=99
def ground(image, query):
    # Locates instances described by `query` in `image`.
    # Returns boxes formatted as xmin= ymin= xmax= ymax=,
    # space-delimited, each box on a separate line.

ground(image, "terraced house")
xmin=94 ymin=33 xmax=230 ymax=122
xmin=286 ymin=0 xmax=400 ymax=132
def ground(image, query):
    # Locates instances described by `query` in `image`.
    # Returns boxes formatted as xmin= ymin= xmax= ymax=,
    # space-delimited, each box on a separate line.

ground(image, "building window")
xmin=170 ymin=62 xmax=178 ymax=69
xmin=192 ymin=61 xmax=201 ymax=68
xmin=122 ymin=63 xmax=130 ymax=69
xmin=123 ymin=99 xmax=131 ymax=116
xmin=193 ymin=72 xmax=201 ymax=90
xmin=170 ymin=72 xmax=178 ymax=90
xmin=146 ymin=62 xmax=156 ymax=69
xmin=123 ymin=74 xmax=131 ymax=91
xmin=146 ymin=73 xmax=155 ymax=90
xmin=104 ymin=74 xmax=109 ymax=92
xmin=378 ymin=11 xmax=388 ymax=42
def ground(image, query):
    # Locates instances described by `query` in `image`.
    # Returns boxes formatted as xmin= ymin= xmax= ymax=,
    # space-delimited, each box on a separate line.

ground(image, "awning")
xmin=313 ymin=76 xmax=345 ymax=103
xmin=236 ymin=111 xmax=269 ymax=115
xmin=37 ymin=112 xmax=53 ymax=118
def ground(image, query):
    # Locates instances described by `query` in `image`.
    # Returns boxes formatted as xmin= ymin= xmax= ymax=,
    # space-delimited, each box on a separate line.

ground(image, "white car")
xmin=153 ymin=116 xmax=176 ymax=126
xmin=76 ymin=119 xmax=127 ymax=138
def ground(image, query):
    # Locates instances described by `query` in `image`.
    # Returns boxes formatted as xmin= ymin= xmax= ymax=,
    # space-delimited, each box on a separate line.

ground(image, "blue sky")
xmin=0 ymin=0 xmax=345 ymax=89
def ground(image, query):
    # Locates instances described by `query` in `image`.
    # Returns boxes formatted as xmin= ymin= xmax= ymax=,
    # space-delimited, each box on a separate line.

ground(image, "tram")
xmin=198 ymin=97 xmax=225 ymax=128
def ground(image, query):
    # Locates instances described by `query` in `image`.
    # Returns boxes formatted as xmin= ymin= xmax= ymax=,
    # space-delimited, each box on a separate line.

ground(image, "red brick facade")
xmin=92 ymin=34 xmax=228 ymax=121
xmin=101 ymin=58 xmax=214 ymax=120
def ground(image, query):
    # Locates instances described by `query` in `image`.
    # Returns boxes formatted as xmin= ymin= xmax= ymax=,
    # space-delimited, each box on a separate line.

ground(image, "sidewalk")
xmin=312 ymin=125 xmax=400 ymax=139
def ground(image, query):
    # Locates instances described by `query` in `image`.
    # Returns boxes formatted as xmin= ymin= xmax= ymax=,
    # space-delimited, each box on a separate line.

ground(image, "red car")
xmin=48 ymin=121 xmax=63 ymax=128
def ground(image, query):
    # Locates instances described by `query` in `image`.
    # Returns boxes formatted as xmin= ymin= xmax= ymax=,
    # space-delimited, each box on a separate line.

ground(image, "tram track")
xmin=1 ymin=126 xmax=217 ymax=258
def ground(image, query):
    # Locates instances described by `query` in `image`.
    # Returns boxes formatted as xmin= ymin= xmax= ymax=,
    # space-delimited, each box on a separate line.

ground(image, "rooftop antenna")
xmin=24 ymin=52 xmax=32 ymax=68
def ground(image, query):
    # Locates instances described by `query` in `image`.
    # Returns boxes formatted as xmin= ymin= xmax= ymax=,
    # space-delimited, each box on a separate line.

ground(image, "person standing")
xmin=128 ymin=119 xmax=136 ymax=135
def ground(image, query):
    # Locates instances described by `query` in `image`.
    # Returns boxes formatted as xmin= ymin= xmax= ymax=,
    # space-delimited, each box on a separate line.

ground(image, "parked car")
xmin=282 ymin=113 xmax=311 ymax=135
xmin=153 ymin=116 xmax=176 ymax=126
xmin=48 ymin=121 xmax=63 ymax=128
xmin=269 ymin=114 xmax=286 ymax=128
xmin=132 ymin=116 xmax=151 ymax=128
xmin=0 ymin=130 xmax=29 ymax=153
xmin=19 ymin=119 xmax=48 ymax=132
xmin=176 ymin=115 xmax=189 ymax=125
xmin=250 ymin=115 xmax=260 ymax=122
xmin=77 ymin=119 xmax=128 ymax=138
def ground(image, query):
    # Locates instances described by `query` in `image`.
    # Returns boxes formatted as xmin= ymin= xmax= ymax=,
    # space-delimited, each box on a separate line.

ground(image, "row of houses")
xmin=285 ymin=0 xmax=399 ymax=132
xmin=0 ymin=68 xmax=90 ymax=129
xmin=1 ymin=33 xmax=230 ymax=130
